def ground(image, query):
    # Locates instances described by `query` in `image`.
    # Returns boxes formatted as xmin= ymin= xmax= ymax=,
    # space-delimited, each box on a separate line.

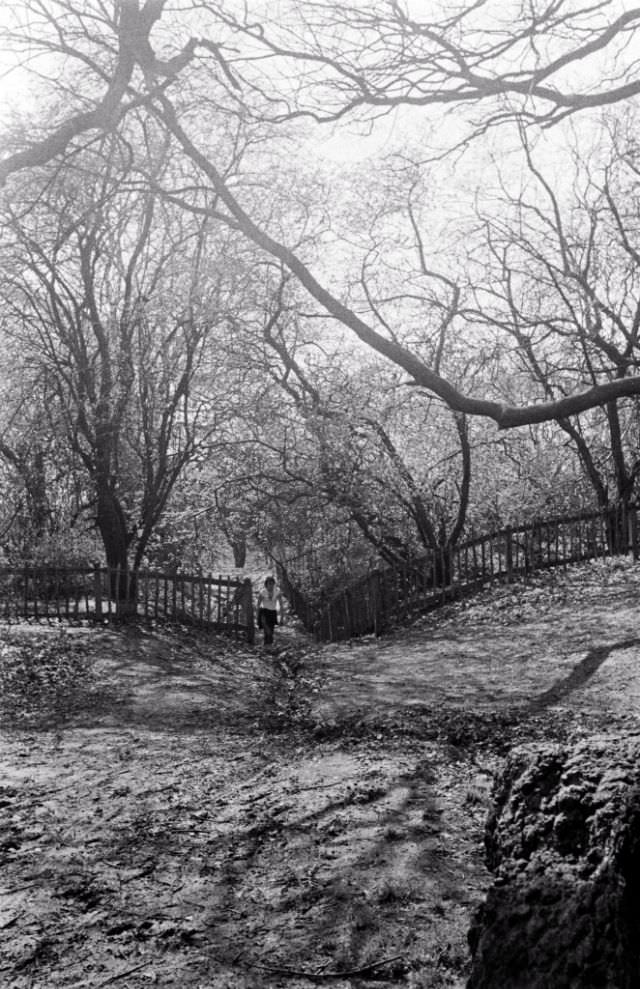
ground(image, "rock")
xmin=467 ymin=734 xmax=640 ymax=988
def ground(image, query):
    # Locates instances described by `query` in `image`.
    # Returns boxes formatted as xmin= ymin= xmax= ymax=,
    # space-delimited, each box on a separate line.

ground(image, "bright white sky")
xmin=0 ymin=4 xmax=38 ymax=128
xmin=0 ymin=0 xmax=628 ymax=185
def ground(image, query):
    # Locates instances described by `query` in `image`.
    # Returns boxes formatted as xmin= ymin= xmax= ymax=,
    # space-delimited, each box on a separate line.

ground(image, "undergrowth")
xmin=256 ymin=645 xmax=326 ymax=730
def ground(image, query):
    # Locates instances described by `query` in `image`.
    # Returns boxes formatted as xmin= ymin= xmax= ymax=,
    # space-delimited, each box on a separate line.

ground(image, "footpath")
xmin=2 ymin=557 xmax=640 ymax=989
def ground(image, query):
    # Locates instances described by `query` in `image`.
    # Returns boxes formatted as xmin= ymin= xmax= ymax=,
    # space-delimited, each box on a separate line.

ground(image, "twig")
xmin=293 ymin=774 xmax=363 ymax=793
xmin=165 ymin=826 xmax=213 ymax=835
xmin=119 ymin=862 xmax=156 ymax=883
xmin=94 ymin=961 xmax=149 ymax=987
xmin=0 ymin=912 xmax=22 ymax=930
xmin=254 ymin=954 xmax=404 ymax=980
xmin=0 ymin=881 xmax=42 ymax=894
xmin=133 ymin=783 xmax=180 ymax=799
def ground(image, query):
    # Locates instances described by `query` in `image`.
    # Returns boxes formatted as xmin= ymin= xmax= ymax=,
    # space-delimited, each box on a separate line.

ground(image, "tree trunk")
xmin=95 ymin=489 xmax=136 ymax=607
xmin=24 ymin=447 xmax=50 ymax=540
xmin=231 ymin=533 xmax=247 ymax=568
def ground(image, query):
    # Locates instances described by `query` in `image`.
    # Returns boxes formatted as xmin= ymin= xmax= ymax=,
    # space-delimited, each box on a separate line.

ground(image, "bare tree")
xmin=465 ymin=130 xmax=640 ymax=514
xmin=253 ymin=292 xmax=473 ymax=575
xmin=3 ymin=1 xmax=640 ymax=431
xmin=0 ymin=145 xmax=239 ymax=580
xmin=208 ymin=1 xmax=640 ymax=127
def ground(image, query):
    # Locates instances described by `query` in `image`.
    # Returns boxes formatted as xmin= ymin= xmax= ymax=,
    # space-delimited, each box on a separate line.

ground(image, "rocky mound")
xmin=468 ymin=734 xmax=640 ymax=988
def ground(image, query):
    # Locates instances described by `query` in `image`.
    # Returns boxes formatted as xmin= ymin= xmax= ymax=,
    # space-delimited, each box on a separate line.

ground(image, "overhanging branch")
xmin=156 ymin=96 xmax=640 ymax=431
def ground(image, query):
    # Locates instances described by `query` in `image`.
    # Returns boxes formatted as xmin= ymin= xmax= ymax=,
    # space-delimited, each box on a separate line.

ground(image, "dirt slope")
xmin=2 ymin=557 xmax=640 ymax=989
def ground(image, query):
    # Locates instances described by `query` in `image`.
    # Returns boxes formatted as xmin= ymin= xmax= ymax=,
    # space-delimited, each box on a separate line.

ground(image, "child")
xmin=257 ymin=576 xmax=284 ymax=646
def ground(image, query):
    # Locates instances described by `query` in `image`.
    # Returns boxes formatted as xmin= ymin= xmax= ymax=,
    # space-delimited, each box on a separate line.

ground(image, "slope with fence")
xmin=277 ymin=504 xmax=639 ymax=642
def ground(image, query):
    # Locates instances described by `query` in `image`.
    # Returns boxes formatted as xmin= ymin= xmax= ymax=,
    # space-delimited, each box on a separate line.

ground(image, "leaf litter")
xmin=2 ymin=557 xmax=640 ymax=988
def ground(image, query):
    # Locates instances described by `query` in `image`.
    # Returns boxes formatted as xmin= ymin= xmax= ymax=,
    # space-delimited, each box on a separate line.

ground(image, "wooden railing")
xmin=280 ymin=504 xmax=639 ymax=642
xmin=5 ymin=505 xmax=636 ymax=644
xmin=0 ymin=566 xmax=255 ymax=642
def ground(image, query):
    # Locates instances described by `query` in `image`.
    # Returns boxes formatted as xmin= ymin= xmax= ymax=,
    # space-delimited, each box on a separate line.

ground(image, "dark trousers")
xmin=258 ymin=608 xmax=277 ymax=644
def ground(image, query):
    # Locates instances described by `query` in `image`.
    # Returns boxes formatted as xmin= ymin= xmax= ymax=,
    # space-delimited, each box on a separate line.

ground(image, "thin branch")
xmin=254 ymin=953 xmax=404 ymax=981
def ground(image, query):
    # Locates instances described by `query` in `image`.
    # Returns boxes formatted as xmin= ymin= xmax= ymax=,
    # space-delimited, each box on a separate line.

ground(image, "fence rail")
xmin=279 ymin=504 xmax=639 ymax=642
xmin=0 ymin=566 xmax=255 ymax=642
xmin=3 ymin=506 xmax=637 ymax=645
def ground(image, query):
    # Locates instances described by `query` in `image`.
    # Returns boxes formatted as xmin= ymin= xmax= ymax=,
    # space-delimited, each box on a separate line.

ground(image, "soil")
xmin=2 ymin=557 xmax=640 ymax=988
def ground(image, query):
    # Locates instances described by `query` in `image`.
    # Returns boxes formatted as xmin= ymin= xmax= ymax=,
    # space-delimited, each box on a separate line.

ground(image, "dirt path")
xmin=2 ymin=558 xmax=640 ymax=989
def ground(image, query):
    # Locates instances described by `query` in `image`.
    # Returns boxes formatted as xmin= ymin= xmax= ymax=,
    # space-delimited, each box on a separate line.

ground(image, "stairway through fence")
xmin=276 ymin=504 xmax=639 ymax=642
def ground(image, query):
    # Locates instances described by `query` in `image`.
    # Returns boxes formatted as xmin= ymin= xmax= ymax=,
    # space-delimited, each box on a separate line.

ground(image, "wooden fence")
xmin=3 ymin=505 xmax=637 ymax=645
xmin=279 ymin=504 xmax=639 ymax=642
xmin=0 ymin=566 xmax=255 ymax=642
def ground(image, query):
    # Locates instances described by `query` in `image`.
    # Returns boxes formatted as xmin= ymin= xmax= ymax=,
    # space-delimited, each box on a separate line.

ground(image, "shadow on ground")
xmin=3 ymin=562 xmax=640 ymax=988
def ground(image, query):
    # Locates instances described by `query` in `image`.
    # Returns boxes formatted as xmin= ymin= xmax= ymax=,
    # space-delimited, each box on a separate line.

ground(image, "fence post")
xmin=505 ymin=527 xmax=513 ymax=581
xmin=33 ymin=565 xmax=39 ymax=620
xmin=379 ymin=570 xmax=389 ymax=633
xmin=631 ymin=505 xmax=639 ymax=560
xmin=94 ymin=564 xmax=102 ymax=620
xmin=244 ymin=578 xmax=255 ymax=644
xmin=343 ymin=589 xmax=351 ymax=639
xmin=370 ymin=569 xmax=379 ymax=635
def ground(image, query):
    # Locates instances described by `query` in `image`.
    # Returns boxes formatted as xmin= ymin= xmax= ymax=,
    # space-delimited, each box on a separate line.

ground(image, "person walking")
xmin=257 ymin=576 xmax=284 ymax=646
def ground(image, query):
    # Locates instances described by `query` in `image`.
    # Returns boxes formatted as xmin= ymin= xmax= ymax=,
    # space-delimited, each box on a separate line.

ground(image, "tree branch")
xmin=156 ymin=95 xmax=640 ymax=430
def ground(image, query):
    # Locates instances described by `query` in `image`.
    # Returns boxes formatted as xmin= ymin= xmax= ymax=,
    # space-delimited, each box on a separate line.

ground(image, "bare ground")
xmin=2 ymin=557 xmax=640 ymax=989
